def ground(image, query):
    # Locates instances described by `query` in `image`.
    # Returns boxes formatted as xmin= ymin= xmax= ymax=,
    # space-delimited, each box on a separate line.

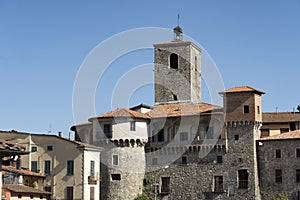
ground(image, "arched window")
xmin=170 ymin=53 xmax=178 ymax=69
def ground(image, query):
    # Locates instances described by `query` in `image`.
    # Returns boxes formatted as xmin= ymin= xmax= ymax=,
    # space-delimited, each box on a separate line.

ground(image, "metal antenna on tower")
xmin=177 ymin=14 xmax=180 ymax=26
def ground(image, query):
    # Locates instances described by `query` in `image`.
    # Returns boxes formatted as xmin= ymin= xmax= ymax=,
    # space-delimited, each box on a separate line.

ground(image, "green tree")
xmin=272 ymin=193 xmax=288 ymax=200
xmin=134 ymin=193 xmax=149 ymax=200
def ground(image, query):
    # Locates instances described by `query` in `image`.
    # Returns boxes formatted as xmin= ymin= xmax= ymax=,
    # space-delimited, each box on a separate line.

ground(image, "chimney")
xmin=58 ymin=131 xmax=62 ymax=137
xmin=16 ymin=156 xmax=21 ymax=170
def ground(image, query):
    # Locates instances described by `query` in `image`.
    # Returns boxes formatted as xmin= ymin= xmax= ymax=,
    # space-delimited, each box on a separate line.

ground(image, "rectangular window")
xmin=280 ymin=128 xmax=289 ymax=133
xmin=214 ymin=176 xmax=223 ymax=193
xmin=47 ymin=145 xmax=53 ymax=151
xmin=158 ymin=129 xmax=164 ymax=142
xmin=296 ymin=148 xmax=300 ymax=158
xmin=234 ymin=135 xmax=239 ymax=141
xmin=180 ymin=132 xmax=188 ymax=141
xmin=275 ymin=149 xmax=281 ymax=158
xmin=217 ymin=156 xmax=223 ymax=164
xmin=103 ymin=124 xmax=112 ymax=139
xmin=66 ymin=186 xmax=74 ymax=200
xmin=260 ymin=129 xmax=270 ymax=137
xmin=90 ymin=161 xmax=95 ymax=178
xmin=130 ymin=121 xmax=136 ymax=131
xmin=275 ymin=169 xmax=282 ymax=183
xmin=111 ymin=174 xmax=121 ymax=181
xmin=67 ymin=160 xmax=74 ymax=175
xmin=181 ymin=156 xmax=187 ymax=164
xmin=44 ymin=187 xmax=51 ymax=200
xmin=257 ymin=106 xmax=260 ymax=114
xmin=31 ymin=146 xmax=37 ymax=152
xmin=244 ymin=105 xmax=249 ymax=113
xmin=296 ymin=169 xmax=300 ymax=183
xmin=31 ymin=161 xmax=38 ymax=173
xmin=90 ymin=187 xmax=95 ymax=200
xmin=112 ymin=155 xmax=119 ymax=166
xmin=238 ymin=169 xmax=249 ymax=189
xmin=151 ymin=157 xmax=158 ymax=165
xmin=44 ymin=160 xmax=51 ymax=175
xmin=161 ymin=177 xmax=170 ymax=194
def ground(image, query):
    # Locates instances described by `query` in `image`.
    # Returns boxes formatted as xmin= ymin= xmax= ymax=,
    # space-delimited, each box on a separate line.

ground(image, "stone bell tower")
xmin=154 ymin=25 xmax=201 ymax=104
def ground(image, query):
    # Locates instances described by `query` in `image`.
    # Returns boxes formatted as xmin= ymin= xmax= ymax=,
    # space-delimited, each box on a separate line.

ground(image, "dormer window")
xmin=170 ymin=53 xmax=178 ymax=69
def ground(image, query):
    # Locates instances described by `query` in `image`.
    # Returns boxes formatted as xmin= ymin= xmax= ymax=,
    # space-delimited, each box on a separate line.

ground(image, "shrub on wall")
xmin=134 ymin=193 xmax=149 ymax=200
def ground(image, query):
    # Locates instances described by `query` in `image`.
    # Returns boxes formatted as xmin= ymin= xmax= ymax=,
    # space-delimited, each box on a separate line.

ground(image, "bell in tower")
xmin=173 ymin=25 xmax=183 ymax=40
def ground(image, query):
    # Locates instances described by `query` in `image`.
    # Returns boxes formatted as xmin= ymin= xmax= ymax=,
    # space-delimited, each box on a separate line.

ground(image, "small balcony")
xmin=88 ymin=176 xmax=97 ymax=185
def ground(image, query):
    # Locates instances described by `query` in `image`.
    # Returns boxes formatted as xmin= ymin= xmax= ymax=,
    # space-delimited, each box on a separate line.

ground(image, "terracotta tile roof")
xmin=2 ymin=165 xmax=45 ymax=178
xmin=0 ymin=140 xmax=28 ymax=157
xmin=89 ymin=108 xmax=150 ymax=121
xmin=147 ymin=103 xmax=222 ymax=118
xmin=2 ymin=184 xmax=51 ymax=194
xmin=259 ymin=129 xmax=300 ymax=140
xmin=263 ymin=112 xmax=300 ymax=123
xmin=219 ymin=86 xmax=265 ymax=94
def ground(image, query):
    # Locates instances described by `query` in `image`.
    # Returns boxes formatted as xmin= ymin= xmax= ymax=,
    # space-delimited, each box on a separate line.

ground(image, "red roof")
xmin=2 ymin=165 xmax=45 ymax=178
xmin=219 ymin=86 xmax=265 ymax=94
xmin=2 ymin=184 xmax=50 ymax=194
xmin=89 ymin=108 xmax=150 ymax=121
xmin=263 ymin=112 xmax=300 ymax=123
xmin=147 ymin=103 xmax=222 ymax=118
xmin=259 ymin=129 xmax=300 ymax=140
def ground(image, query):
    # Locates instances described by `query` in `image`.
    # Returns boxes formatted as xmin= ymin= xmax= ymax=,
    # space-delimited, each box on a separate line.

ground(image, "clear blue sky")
xmin=1 ymin=1 xmax=300 ymax=136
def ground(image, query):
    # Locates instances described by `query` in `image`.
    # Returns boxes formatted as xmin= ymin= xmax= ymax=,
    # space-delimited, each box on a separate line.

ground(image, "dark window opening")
xmin=257 ymin=106 xmax=260 ymax=114
xmin=30 ymin=195 xmax=34 ymax=199
xmin=244 ymin=105 xmax=249 ymax=114
xmin=296 ymin=148 xmax=300 ymax=158
xmin=67 ymin=160 xmax=74 ymax=175
xmin=181 ymin=156 xmax=187 ymax=164
xmin=18 ymin=194 xmax=22 ymax=199
xmin=44 ymin=160 xmax=51 ymax=175
xmin=130 ymin=121 xmax=136 ymax=131
xmin=290 ymin=122 xmax=296 ymax=131
xmin=180 ymin=132 xmax=188 ymax=141
xmin=280 ymin=128 xmax=289 ymax=133
xmin=275 ymin=149 xmax=281 ymax=158
xmin=234 ymin=135 xmax=239 ymax=141
xmin=111 ymin=174 xmax=121 ymax=181
xmin=214 ymin=176 xmax=223 ymax=193
xmin=238 ymin=169 xmax=249 ymax=189
xmin=90 ymin=187 xmax=95 ymax=200
xmin=66 ymin=186 xmax=74 ymax=200
xmin=238 ymin=158 xmax=243 ymax=163
xmin=173 ymin=94 xmax=178 ymax=101
xmin=31 ymin=146 xmax=37 ymax=152
xmin=161 ymin=177 xmax=170 ymax=194
xmin=31 ymin=161 xmax=38 ymax=173
xmin=90 ymin=161 xmax=95 ymax=178
xmin=158 ymin=129 xmax=164 ymax=142
xmin=217 ymin=156 xmax=223 ymax=164
xmin=170 ymin=53 xmax=178 ymax=69
xmin=112 ymin=155 xmax=119 ymax=166
xmin=47 ymin=145 xmax=53 ymax=151
xmin=260 ymin=129 xmax=270 ymax=137
xmin=195 ymin=56 xmax=197 ymax=68
xmin=275 ymin=169 xmax=282 ymax=183
xmin=296 ymin=169 xmax=300 ymax=183
xmin=103 ymin=124 xmax=112 ymax=139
